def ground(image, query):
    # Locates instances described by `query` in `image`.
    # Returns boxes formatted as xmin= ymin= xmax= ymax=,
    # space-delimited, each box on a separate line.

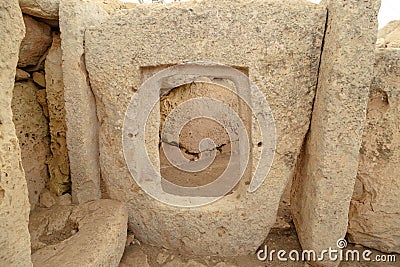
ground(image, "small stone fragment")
xmin=15 ymin=68 xmax=31 ymax=81
xmin=33 ymin=71 xmax=46 ymax=87
xmin=39 ymin=189 xmax=56 ymax=208
xmin=56 ymin=193 xmax=72 ymax=206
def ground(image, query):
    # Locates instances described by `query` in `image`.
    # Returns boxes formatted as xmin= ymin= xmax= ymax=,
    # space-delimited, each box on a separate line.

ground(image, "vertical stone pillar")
xmin=291 ymin=0 xmax=380 ymax=266
xmin=59 ymin=0 xmax=116 ymax=203
xmin=0 ymin=1 xmax=32 ymax=266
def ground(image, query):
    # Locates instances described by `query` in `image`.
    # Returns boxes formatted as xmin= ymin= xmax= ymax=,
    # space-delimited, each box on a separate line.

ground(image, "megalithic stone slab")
xmin=291 ymin=0 xmax=380 ymax=266
xmin=348 ymin=49 xmax=400 ymax=254
xmin=85 ymin=0 xmax=326 ymax=256
xmin=59 ymin=0 xmax=116 ymax=204
xmin=0 ymin=1 xmax=32 ymax=266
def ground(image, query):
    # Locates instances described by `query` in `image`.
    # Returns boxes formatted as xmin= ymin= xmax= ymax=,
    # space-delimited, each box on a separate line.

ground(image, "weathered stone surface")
xmin=18 ymin=15 xmax=52 ymax=67
xmin=160 ymin=82 xmax=238 ymax=154
xmin=348 ymin=49 xmax=400 ymax=254
xmin=45 ymin=34 xmax=71 ymax=196
xmin=12 ymin=81 xmax=51 ymax=208
xmin=86 ymin=0 xmax=326 ymax=255
xmin=15 ymin=68 xmax=31 ymax=81
xmin=39 ymin=188 xmax=56 ymax=208
xmin=19 ymin=0 xmax=60 ymax=19
xmin=290 ymin=0 xmax=380 ymax=266
xmin=56 ymin=193 xmax=72 ymax=206
xmin=59 ymin=0 xmax=113 ymax=203
xmin=119 ymin=246 xmax=150 ymax=267
xmin=377 ymin=21 xmax=400 ymax=48
xmin=378 ymin=20 xmax=400 ymax=39
xmin=31 ymin=199 xmax=128 ymax=267
xmin=0 ymin=1 xmax=32 ymax=266
xmin=36 ymin=88 xmax=49 ymax=118
xmin=19 ymin=0 xmax=125 ymax=19
xmin=33 ymin=71 xmax=46 ymax=87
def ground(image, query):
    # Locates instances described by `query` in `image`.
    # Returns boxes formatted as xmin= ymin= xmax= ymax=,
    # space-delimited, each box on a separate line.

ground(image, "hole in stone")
xmin=128 ymin=133 xmax=134 ymax=138
xmin=37 ymin=219 xmax=79 ymax=251
xmin=159 ymin=81 xmax=241 ymax=189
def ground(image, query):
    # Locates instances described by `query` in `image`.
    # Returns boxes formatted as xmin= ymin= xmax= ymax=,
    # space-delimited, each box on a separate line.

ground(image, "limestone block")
xmin=348 ymin=49 xmax=400 ymax=254
xmin=39 ymin=188 xmax=56 ymax=208
xmin=378 ymin=20 xmax=400 ymax=39
xmin=12 ymin=81 xmax=51 ymax=208
xmin=45 ymin=34 xmax=71 ymax=196
xmin=290 ymin=0 xmax=380 ymax=266
xmin=32 ymin=71 xmax=46 ymax=87
xmin=85 ymin=0 xmax=326 ymax=255
xmin=18 ymin=15 xmax=52 ymax=67
xmin=60 ymin=0 xmax=115 ymax=203
xmin=19 ymin=0 xmax=60 ymax=19
xmin=15 ymin=68 xmax=31 ymax=81
xmin=0 ymin=1 xmax=32 ymax=266
xmin=383 ymin=25 xmax=400 ymax=48
xmin=19 ymin=0 xmax=125 ymax=19
xmin=31 ymin=199 xmax=128 ymax=267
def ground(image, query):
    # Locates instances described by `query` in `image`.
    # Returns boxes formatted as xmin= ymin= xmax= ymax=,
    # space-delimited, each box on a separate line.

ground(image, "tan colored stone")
xmin=348 ymin=49 xmax=400 ymax=254
xmin=85 ymin=0 xmax=326 ymax=256
xmin=160 ymin=82 xmax=238 ymax=154
xmin=39 ymin=188 xmax=56 ymax=208
xmin=12 ymin=81 xmax=51 ymax=209
xmin=36 ymin=88 xmax=49 ymax=118
xmin=19 ymin=0 xmax=60 ymax=19
xmin=31 ymin=199 xmax=128 ymax=267
xmin=164 ymin=258 xmax=207 ymax=267
xmin=19 ymin=0 xmax=125 ymax=19
xmin=33 ymin=71 xmax=46 ymax=87
xmin=290 ymin=0 xmax=380 ymax=266
xmin=378 ymin=20 xmax=400 ymax=39
xmin=18 ymin=15 xmax=52 ymax=67
xmin=377 ymin=21 xmax=400 ymax=48
xmin=59 ymin=0 xmax=112 ymax=203
xmin=0 ymin=1 xmax=32 ymax=266
xmin=57 ymin=193 xmax=72 ymax=206
xmin=119 ymin=246 xmax=150 ymax=267
xmin=45 ymin=34 xmax=71 ymax=196
xmin=15 ymin=68 xmax=31 ymax=81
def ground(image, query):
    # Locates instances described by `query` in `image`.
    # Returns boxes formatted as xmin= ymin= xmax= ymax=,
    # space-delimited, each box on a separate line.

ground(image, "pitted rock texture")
xmin=18 ymin=15 xmax=52 ymax=67
xmin=59 ymin=0 xmax=112 ymax=203
xmin=0 ymin=1 xmax=32 ymax=266
xmin=12 ymin=81 xmax=51 ymax=209
xmin=45 ymin=34 xmax=71 ymax=196
xmin=85 ymin=0 xmax=326 ymax=256
xmin=19 ymin=0 xmax=125 ymax=19
xmin=290 ymin=0 xmax=380 ymax=266
xmin=30 ymin=199 xmax=128 ymax=267
xmin=348 ymin=49 xmax=400 ymax=254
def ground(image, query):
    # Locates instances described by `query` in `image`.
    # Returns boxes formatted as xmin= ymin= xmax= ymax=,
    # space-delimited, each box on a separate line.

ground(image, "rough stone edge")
xmin=59 ymin=0 xmax=112 ymax=203
xmin=290 ymin=0 xmax=380 ymax=266
xmin=0 ymin=1 xmax=32 ymax=266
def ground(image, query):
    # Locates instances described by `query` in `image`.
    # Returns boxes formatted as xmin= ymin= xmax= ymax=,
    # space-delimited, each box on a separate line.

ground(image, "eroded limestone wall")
xmin=0 ymin=1 xmax=32 ymax=265
xmin=348 ymin=48 xmax=400 ymax=253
